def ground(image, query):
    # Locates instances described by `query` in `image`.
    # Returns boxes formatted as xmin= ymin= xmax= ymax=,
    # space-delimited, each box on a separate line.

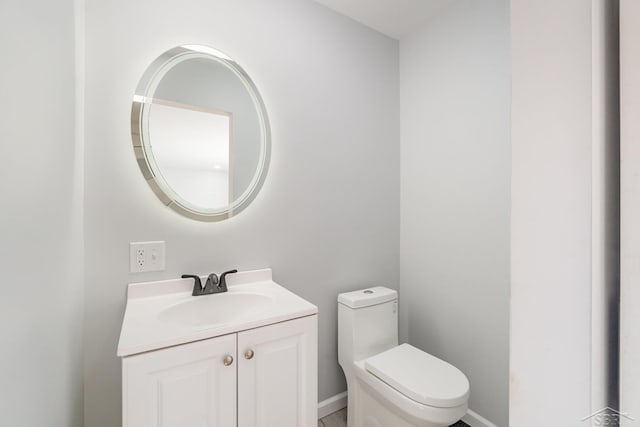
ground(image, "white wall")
xmin=510 ymin=0 xmax=597 ymax=425
xmin=620 ymin=0 xmax=640 ymax=424
xmin=399 ymin=0 xmax=510 ymax=425
xmin=83 ymin=0 xmax=399 ymax=425
xmin=0 ymin=1 xmax=84 ymax=426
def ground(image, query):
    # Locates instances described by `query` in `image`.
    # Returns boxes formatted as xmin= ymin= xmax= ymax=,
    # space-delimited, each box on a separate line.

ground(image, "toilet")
xmin=338 ymin=287 xmax=469 ymax=427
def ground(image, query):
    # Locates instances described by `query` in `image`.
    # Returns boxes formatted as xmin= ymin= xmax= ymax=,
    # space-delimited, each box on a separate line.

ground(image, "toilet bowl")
xmin=338 ymin=287 xmax=469 ymax=427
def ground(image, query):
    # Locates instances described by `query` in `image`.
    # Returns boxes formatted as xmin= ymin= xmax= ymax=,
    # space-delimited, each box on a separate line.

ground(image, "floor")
xmin=318 ymin=408 xmax=470 ymax=427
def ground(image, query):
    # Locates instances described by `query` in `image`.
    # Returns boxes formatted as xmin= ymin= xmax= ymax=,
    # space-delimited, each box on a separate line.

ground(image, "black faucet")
xmin=182 ymin=270 xmax=237 ymax=296
xmin=218 ymin=269 xmax=238 ymax=293
xmin=182 ymin=273 xmax=220 ymax=296
xmin=181 ymin=274 xmax=203 ymax=296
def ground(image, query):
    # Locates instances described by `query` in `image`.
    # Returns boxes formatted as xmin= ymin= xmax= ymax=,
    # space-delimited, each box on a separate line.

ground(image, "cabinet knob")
xmin=244 ymin=349 xmax=255 ymax=360
xmin=223 ymin=355 xmax=234 ymax=366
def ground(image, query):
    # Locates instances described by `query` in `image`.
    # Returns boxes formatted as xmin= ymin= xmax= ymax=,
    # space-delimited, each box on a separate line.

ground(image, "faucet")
xmin=218 ymin=269 xmax=238 ymax=292
xmin=181 ymin=269 xmax=237 ymax=296
xmin=181 ymin=273 xmax=218 ymax=296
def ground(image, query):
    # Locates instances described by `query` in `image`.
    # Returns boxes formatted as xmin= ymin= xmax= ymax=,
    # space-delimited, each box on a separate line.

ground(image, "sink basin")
xmin=158 ymin=292 xmax=274 ymax=328
xmin=117 ymin=268 xmax=318 ymax=357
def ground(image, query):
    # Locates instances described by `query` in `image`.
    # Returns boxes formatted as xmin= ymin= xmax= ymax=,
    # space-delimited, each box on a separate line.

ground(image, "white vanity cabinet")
xmin=237 ymin=315 xmax=317 ymax=427
xmin=123 ymin=333 xmax=237 ymax=427
xmin=122 ymin=315 xmax=317 ymax=427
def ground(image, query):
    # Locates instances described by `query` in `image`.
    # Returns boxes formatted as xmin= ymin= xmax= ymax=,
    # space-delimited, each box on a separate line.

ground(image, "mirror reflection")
xmin=149 ymin=101 xmax=232 ymax=209
xmin=132 ymin=45 xmax=270 ymax=221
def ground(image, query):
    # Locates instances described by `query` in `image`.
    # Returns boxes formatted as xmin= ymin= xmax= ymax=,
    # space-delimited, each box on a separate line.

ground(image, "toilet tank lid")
xmin=338 ymin=286 xmax=397 ymax=308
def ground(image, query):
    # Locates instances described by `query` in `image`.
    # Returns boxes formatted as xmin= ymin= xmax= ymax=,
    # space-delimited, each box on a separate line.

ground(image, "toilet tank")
xmin=338 ymin=287 xmax=398 ymax=366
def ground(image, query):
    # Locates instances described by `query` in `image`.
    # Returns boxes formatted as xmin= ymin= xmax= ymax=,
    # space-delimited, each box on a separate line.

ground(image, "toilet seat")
xmin=353 ymin=360 xmax=468 ymax=426
xmin=364 ymin=344 xmax=469 ymax=408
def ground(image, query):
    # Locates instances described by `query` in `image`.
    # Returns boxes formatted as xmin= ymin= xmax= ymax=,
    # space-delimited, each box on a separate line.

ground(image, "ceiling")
xmin=312 ymin=0 xmax=454 ymax=40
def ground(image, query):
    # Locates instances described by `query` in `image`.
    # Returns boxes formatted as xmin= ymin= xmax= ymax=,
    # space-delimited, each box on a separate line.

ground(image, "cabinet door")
xmin=123 ymin=334 xmax=237 ymax=427
xmin=237 ymin=315 xmax=317 ymax=427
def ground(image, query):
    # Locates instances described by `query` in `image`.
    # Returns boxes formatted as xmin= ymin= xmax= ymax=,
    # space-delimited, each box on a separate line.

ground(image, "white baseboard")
xmin=462 ymin=408 xmax=498 ymax=427
xmin=318 ymin=391 xmax=348 ymax=419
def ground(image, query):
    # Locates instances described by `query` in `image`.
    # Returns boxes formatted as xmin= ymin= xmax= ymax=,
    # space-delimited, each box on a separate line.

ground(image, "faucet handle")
xmin=219 ymin=269 xmax=238 ymax=292
xmin=182 ymin=274 xmax=204 ymax=296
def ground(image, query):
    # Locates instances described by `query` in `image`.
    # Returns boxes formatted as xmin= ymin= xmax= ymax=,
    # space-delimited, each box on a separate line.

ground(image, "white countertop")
xmin=117 ymin=268 xmax=317 ymax=357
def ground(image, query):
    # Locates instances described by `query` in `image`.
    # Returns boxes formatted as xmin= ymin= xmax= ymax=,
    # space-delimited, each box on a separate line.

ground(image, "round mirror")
xmin=131 ymin=45 xmax=270 ymax=221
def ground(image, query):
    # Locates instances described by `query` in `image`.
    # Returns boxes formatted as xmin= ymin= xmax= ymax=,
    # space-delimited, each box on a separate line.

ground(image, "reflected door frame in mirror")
xmin=131 ymin=45 xmax=271 ymax=221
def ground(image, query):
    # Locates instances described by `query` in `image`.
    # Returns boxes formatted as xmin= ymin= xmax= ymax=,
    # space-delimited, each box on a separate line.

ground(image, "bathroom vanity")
xmin=117 ymin=269 xmax=318 ymax=427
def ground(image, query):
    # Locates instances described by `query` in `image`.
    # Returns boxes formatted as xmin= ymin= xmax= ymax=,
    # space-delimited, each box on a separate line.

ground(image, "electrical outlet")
xmin=130 ymin=241 xmax=165 ymax=273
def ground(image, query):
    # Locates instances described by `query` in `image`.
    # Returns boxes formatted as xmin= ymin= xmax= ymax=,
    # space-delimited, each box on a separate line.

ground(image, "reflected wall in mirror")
xmin=132 ymin=45 xmax=270 ymax=221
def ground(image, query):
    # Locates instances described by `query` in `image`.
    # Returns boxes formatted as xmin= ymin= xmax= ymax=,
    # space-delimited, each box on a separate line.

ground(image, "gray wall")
xmin=0 ymin=0 xmax=84 ymax=426
xmin=399 ymin=0 xmax=510 ymax=425
xmin=83 ymin=0 xmax=399 ymax=425
xmin=592 ymin=0 xmax=620 ymax=413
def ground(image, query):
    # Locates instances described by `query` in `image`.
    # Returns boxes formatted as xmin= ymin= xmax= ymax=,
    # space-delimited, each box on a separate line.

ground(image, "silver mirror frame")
xmin=131 ymin=45 xmax=271 ymax=222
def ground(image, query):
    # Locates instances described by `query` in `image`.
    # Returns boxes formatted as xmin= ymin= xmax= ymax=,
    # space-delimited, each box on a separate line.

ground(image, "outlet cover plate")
xmin=130 ymin=241 xmax=165 ymax=273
